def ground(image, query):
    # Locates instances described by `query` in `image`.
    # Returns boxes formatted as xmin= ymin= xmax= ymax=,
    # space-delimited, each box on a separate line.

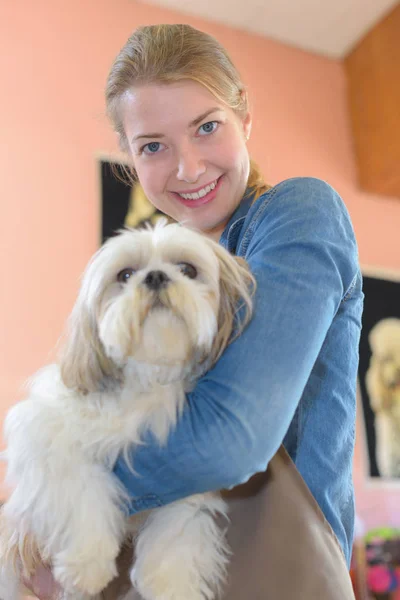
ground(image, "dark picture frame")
xmin=99 ymin=158 xmax=164 ymax=244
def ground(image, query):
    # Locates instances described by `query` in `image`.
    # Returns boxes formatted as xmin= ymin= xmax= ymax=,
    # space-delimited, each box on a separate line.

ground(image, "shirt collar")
xmin=219 ymin=190 xmax=255 ymax=253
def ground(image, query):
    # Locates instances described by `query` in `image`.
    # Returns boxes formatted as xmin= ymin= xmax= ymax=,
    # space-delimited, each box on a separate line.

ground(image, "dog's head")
xmin=59 ymin=221 xmax=255 ymax=394
xmin=369 ymin=318 xmax=400 ymax=389
xmin=366 ymin=318 xmax=400 ymax=412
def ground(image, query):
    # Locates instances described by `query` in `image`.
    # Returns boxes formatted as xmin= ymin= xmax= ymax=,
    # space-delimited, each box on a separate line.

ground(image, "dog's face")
xmin=60 ymin=222 xmax=255 ymax=393
xmin=96 ymin=225 xmax=231 ymax=365
xmin=369 ymin=318 xmax=400 ymax=392
xmin=366 ymin=318 xmax=400 ymax=414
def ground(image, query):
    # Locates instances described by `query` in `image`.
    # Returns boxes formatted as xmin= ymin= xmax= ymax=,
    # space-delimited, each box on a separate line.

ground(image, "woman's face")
xmin=120 ymin=80 xmax=252 ymax=240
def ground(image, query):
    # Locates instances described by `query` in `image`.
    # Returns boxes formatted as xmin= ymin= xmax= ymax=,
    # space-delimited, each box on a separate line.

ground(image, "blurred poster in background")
xmin=99 ymin=158 xmax=164 ymax=244
xmin=358 ymin=270 xmax=400 ymax=482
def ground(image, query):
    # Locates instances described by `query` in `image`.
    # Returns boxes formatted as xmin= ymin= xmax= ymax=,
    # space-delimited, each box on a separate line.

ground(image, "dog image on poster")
xmin=358 ymin=271 xmax=400 ymax=480
xmin=365 ymin=317 xmax=400 ymax=478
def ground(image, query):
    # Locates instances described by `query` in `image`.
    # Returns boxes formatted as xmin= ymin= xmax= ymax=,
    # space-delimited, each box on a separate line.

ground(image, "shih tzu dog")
xmin=0 ymin=220 xmax=255 ymax=600
xmin=366 ymin=317 xmax=400 ymax=478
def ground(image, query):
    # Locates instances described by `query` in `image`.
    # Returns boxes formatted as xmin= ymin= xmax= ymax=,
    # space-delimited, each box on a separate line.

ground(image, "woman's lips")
xmin=171 ymin=176 xmax=223 ymax=208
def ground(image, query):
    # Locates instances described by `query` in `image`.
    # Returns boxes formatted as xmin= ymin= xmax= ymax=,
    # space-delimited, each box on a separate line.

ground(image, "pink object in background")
xmin=367 ymin=565 xmax=392 ymax=594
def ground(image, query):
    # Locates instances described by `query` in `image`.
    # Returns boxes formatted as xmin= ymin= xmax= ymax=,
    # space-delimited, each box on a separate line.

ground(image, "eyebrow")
xmin=131 ymin=108 xmax=222 ymax=143
xmin=190 ymin=107 xmax=222 ymax=127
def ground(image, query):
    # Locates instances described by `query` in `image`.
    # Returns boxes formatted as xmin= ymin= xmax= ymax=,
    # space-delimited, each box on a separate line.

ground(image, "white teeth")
xmin=178 ymin=180 xmax=217 ymax=200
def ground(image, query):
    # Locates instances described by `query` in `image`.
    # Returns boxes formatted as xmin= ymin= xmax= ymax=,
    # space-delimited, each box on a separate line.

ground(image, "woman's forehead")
xmin=121 ymin=81 xmax=227 ymax=133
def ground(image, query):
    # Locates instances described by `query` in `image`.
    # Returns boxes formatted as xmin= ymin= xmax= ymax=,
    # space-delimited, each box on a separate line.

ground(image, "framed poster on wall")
xmin=358 ymin=268 xmax=400 ymax=482
xmin=99 ymin=158 xmax=164 ymax=244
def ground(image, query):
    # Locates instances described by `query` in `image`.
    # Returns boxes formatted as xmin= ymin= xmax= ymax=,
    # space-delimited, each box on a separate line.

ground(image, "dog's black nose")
xmin=143 ymin=270 xmax=170 ymax=290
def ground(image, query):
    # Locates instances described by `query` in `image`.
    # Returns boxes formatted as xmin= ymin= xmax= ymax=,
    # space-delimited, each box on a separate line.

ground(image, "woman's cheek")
xmin=134 ymin=162 xmax=157 ymax=194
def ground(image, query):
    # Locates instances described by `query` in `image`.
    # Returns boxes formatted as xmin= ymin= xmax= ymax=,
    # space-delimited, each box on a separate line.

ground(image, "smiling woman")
xmin=105 ymin=24 xmax=270 ymax=238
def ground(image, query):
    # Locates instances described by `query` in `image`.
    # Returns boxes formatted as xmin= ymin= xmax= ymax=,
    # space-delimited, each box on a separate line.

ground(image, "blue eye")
xmin=198 ymin=121 xmax=218 ymax=136
xmin=143 ymin=142 xmax=161 ymax=154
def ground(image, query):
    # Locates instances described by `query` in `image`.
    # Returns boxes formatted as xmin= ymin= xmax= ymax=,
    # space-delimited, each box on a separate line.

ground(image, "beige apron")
xmin=103 ymin=445 xmax=356 ymax=599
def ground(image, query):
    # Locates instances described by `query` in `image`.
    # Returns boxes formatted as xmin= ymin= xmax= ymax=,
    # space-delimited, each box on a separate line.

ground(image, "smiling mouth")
xmin=170 ymin=176 xmax=223 ymax=207
xmin=175 ymin=179 xmax=218 ymax=200
xmin=173 ymin=175 xmax=223 ymax=198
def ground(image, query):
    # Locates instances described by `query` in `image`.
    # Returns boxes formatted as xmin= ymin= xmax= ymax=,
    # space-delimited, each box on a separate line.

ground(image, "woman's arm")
xmin=113 ymin=177 xmax=360 ymax=514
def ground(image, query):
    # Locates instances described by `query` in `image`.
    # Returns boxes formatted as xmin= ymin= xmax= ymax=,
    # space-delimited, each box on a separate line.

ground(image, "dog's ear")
xmin=59 ymin=264 xmax=120 ymax=395
xmin=207 ymin=243 xmax=256 ymax=368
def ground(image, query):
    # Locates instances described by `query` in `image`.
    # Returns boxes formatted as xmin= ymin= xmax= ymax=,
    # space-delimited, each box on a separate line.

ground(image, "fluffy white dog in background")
xmin=0 ymin=221 xmax=255 ymax=600
xmin=366 ymin=317 xmax=400 ymax=478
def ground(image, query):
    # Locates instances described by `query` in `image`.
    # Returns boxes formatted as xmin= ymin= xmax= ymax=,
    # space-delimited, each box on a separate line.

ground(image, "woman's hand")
xmin=22 ymin=565 xmax=61 ymax=600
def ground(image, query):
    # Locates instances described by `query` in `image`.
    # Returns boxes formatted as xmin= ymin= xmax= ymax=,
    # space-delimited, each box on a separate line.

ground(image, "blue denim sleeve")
xmin=113 ymin=177 xmax=359 ymax=514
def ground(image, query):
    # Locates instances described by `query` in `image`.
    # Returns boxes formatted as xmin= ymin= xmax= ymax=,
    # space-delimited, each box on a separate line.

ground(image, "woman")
xmin=26 ymin=23 xmax=362 ymax=599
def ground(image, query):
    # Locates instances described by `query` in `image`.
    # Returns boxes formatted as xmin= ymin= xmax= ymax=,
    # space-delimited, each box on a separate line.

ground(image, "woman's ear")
xmin=243 ymin=110 xmax=252 ymax=141
xmin=239 ymin=89 xmax=252 ymax=140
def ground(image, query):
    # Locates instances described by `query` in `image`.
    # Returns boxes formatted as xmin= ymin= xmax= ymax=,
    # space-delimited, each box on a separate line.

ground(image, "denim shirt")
xmin=113 ymin=177 xmax=363 ymax=566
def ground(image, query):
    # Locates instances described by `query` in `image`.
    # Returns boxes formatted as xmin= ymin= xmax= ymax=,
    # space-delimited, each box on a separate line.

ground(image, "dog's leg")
xmin=3 ymin=401 xmax=128 ymax=598
xmin=131 ymin=493 xmax=229 ymax=600
xmin=0 ymin=511 xmax=25 ymax=600
xmin=48 ymin=463 xmax=127 ymax=598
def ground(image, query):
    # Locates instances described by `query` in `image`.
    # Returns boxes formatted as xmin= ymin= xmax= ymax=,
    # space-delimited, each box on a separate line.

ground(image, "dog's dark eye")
xmin=117 ymin=268 xmax=136 ymax=283
xmin=178 ymin=262 xmax=197 ymax=279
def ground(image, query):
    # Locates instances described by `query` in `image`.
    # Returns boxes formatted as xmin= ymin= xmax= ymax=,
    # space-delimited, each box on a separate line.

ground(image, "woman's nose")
xmin=176 ymin=146 xmax=206 ymax=183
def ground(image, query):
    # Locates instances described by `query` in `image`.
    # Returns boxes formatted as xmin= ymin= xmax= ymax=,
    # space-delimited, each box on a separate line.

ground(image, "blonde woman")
xmin=24 ymin=24 xmax=362 ymax=599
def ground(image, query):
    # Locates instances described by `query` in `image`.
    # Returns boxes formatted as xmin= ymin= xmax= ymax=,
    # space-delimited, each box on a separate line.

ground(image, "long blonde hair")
xmin=106 ymin=24 xmax=270 ymax=201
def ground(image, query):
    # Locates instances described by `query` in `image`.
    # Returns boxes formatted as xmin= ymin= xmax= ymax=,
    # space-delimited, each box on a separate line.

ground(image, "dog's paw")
xmin=53 ymin=555 xmax=118 ymax=596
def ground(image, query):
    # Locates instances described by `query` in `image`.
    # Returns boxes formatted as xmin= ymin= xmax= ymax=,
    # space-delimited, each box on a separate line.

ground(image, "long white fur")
xmin=0 ymin=221 xmax=254 ymax=600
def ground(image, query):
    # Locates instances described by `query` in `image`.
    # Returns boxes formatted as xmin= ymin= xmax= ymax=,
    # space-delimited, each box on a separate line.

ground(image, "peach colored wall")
xmin=1 ymin=0 xmax=399 ymax=529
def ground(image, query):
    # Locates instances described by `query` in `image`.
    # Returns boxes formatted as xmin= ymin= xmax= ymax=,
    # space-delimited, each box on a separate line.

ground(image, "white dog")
xmin=0 ymin=221 xmax=255 ymax=600
xmin=366 ymin=317 xmax=400 ymax=478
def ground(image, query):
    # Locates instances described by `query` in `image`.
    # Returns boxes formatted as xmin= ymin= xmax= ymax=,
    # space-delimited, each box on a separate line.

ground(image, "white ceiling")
xmin=138 ymin=0 xmax=399 ymax=58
